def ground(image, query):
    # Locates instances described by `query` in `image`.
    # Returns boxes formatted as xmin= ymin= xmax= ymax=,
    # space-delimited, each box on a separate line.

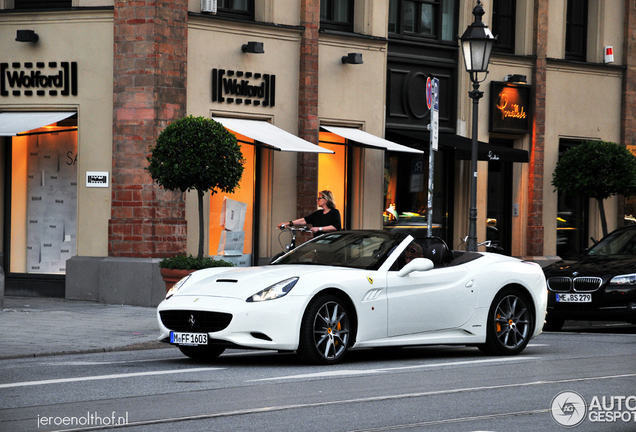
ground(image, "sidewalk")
xmin=0 ymin=296 xmax=163 ymax=359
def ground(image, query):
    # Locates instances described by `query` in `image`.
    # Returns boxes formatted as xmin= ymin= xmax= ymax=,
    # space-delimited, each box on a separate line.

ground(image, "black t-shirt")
xmin=305 ymin=208 xmax=341 ymax=235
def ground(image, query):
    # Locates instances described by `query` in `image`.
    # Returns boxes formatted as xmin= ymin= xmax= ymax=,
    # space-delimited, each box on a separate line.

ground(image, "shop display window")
xmin=209 ymin=132 xmax=255 ymax=266
xmin=10 ymin=126 xmax=77 ymax=274
xmin=383 ymin=151 xmax=447 ymax=238
xmin=318 ymin=131 xmax=348 ymax=228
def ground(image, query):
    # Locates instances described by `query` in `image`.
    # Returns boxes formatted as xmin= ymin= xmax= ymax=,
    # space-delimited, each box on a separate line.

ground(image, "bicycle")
xmin=270 ymin=225 xmax=312 ymax=263
xmin=458 ymin=236 xmax=492 ymax=251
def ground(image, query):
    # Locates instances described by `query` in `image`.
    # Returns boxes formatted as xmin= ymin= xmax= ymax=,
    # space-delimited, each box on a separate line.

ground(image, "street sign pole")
xmin=427 ymin=78 xmax=439 ymax=237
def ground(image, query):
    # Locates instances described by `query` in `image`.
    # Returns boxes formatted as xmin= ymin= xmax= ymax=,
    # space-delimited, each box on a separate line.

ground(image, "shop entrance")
xmin=486 ymin=158 xmax=513 ymax=255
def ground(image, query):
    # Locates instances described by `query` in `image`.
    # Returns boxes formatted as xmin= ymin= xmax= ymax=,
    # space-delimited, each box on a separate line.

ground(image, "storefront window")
xmin=383 ymin=150 xmax=447 ymax=239
xmin=626 ymin=145 xmax=636 ymax=225
xmin=209 ymin=132 xmax=255 ymax=266
xmin=10 ymin=125 xmax=77 ymax=274
xmin=557 ymin=140 xmax=588 ymax=259
xmin=318 ymin=132 xmax=348 ymax=227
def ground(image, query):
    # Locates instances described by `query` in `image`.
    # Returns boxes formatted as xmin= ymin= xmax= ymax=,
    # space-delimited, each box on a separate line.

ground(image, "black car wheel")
xmin=479 ymin=288 xmax=533 ymax=356
xmin=178 ymin=345 xmax=225 ymax=360
xmin=298 ymin=295 xmax=351 ymax=365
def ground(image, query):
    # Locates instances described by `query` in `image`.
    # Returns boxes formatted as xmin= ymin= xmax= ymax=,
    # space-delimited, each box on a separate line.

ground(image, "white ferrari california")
xmin=157 ymin=230 xmax=547 ymax=364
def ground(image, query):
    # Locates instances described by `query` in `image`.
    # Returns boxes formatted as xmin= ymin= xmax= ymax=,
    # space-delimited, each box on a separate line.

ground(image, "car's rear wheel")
xmin=543 ymin=315 xmax=565 ymax=331
xmin=177 ymin=345 xmax=225 ymax=360
xmin=298 ymin=295 xmax=351 ymax=365
xmin=478 ymin=288 xmax=533 ymax=356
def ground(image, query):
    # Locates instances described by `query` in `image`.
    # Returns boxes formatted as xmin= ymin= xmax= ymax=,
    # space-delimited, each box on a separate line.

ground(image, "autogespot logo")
xmin=551 ymin=391 xmax=587 ymax=428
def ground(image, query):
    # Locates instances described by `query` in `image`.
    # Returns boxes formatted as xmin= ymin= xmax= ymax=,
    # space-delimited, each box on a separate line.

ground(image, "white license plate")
xmin=556 ymin=293 xmax=592 ymax=303
xmin=170 ymin=332 xmax=208 ymax=346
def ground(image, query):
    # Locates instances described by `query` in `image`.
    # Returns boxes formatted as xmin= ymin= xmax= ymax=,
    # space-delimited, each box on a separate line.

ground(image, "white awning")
xmin=212 ymin=117 xmax=333 ymax=154
xmin=0 ymin=112 xmax=75 ymax=136
xmin=321 ymin=125 xmax=423 ymax=154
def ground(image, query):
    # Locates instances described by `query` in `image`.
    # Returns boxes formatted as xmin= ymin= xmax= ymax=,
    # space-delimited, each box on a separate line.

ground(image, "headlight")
xmin=166 ymin=274 xmax=192 ymax=299
xmin=247 ymin=277 xmax=299 ymax=302
xmin=610 ymin=273 xmax=636 ymax=286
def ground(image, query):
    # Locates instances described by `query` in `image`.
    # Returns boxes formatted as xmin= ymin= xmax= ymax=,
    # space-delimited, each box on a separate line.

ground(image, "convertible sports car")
xmin=157 ymin=230 xmax=547 ymax=364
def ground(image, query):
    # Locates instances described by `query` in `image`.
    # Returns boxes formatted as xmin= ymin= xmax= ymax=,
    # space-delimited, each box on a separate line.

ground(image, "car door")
xmin=386 ymin=264 xmax=478 ymax=337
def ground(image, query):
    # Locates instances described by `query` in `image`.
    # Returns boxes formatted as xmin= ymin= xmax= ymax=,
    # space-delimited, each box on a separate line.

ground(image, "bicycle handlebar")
xmin=278 ymin=225 xmax=311 ymax=232
xmin=460 ymin=236 xmax=492 ymax=248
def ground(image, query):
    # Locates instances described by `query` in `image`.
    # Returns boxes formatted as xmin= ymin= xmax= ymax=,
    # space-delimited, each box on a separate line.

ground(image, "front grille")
xmin=160 ymin=310 xmax=232 ymax=333
xmin=547 ymin=276 xmax=602 ymax=293
xmin=547 ymin=277 xmax=571 ymax=292
xmin=573 ymin=277 xmax=602 ymax=292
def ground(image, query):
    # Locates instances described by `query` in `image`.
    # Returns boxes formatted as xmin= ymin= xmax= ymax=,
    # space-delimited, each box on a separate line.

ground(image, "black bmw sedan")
xmin=543 ymin=225 xmax=636 ymax=330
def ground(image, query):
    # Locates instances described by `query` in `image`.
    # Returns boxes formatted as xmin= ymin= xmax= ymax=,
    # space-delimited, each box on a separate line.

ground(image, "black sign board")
xmin=1 ymin=62 xmax=78 ymax=97
xmin=212 ymin=68 xmax=275 ymax=107
xmin=489 ymin=81 xmax=531 ymax=134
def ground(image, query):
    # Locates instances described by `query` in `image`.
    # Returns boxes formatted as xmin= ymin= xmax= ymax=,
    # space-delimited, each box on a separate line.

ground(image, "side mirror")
xmin=397 ymin=258 xmax=434 ymax=277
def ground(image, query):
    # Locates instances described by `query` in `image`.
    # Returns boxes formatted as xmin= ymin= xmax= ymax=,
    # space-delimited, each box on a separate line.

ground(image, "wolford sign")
xmin=489 ymin=81 xmax=531 ymax=134
xmin=1 ymin=62 xmax=78 ymax=97
xmin=212 ymin=68 xmax=275 ymax=107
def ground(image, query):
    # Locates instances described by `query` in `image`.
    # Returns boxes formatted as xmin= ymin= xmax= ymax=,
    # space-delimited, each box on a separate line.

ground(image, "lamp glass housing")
xmin=459 ymin=2 xmax=496 ymax=74
xmin=461 ymin=35 xmax=494 ymax=73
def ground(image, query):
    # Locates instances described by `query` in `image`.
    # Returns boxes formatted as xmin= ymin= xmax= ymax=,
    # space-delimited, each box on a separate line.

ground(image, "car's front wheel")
xmin=298 ymin=295 xmax=352 ymax=365
xmin=177 ymin=345 xmax=225 ymax=360
xmin=479 ymin=288 xmax=533 ymax=356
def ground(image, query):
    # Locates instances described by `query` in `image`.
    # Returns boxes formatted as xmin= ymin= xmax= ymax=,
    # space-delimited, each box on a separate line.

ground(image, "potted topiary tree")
xmin=146 ymin=116 xmax=245 ymax=289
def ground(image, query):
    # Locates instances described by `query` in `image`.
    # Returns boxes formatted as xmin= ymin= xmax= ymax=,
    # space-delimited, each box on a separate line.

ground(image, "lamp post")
xmin=460 ymin=0 xmax=496 ymax=252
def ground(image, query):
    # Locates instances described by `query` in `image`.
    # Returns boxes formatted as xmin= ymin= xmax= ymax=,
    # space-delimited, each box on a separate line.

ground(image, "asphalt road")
xmin=1 ymin=325 xmax=635 ymax=432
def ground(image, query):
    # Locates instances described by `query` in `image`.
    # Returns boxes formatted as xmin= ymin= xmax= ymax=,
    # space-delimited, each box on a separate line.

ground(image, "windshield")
xmin=274 ymin=231 xmax=407 ymax=270
xmin=588 ymin=228 xmax=636 ymax=256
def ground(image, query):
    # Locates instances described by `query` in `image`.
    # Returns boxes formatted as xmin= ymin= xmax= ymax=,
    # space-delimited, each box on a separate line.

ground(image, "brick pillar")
xmin=619 ymin=1 xmax=636 ymax=226
xmin=297 ymin=0 xmax=320 ymax=220
xmin=526 ymin=0 xmax=548 ymax=256
xmin=109 ymin=1 xmax=188 ymax=258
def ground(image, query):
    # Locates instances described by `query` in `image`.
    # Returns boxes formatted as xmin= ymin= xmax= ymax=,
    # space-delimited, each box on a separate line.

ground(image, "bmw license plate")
xmin=170 ymin=332 xmax=208 ymax=346
xmin=556 ymin=293 xmax=592 ymax=303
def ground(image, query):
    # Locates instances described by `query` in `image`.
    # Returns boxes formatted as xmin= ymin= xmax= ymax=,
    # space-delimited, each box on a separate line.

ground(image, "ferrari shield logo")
xmin=366 ymin=276 xmax=374 ymax=285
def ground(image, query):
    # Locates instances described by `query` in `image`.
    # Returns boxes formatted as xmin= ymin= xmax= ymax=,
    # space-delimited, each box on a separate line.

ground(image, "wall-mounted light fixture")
xmin=16 ymin=30 xmax=39 ymax=43
xmin=242 ymin=41 xmax=264 ymax=54
xmin=341 ymin=53 xmax=363 ymax=64
xmin=504 ymin=74 xmax=527 ymax=83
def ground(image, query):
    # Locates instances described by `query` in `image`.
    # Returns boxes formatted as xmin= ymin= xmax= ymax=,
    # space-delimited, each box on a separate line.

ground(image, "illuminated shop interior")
xmin=8 ymin=115 xmax=78 ymax=274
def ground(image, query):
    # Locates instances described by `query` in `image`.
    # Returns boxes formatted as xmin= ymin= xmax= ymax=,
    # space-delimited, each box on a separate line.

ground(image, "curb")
xmin=0 ymin=340 xmax=170 ymax=360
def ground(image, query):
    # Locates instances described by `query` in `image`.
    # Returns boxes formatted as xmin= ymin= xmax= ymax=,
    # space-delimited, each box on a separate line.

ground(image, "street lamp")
xmin=460 ymin=0 xmax=496 ymax=252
